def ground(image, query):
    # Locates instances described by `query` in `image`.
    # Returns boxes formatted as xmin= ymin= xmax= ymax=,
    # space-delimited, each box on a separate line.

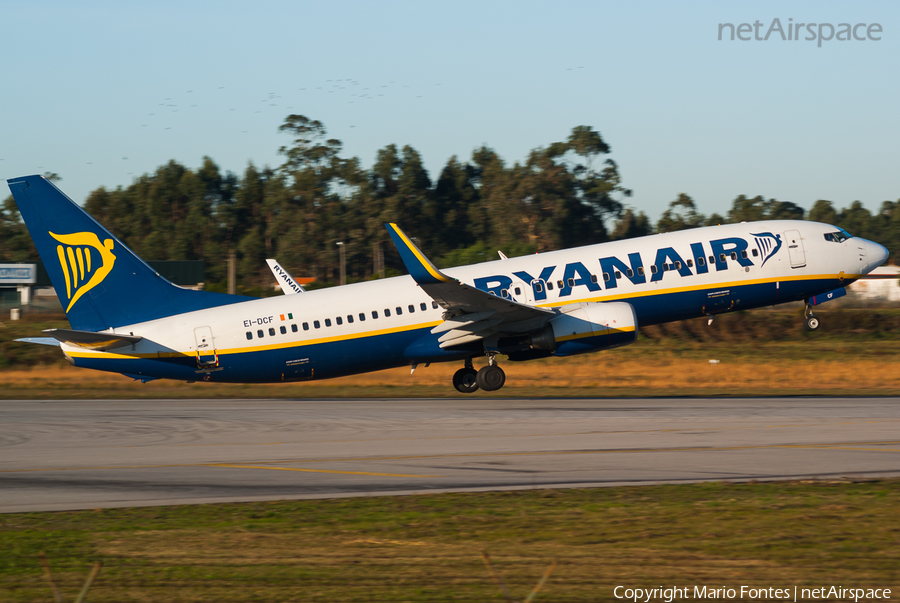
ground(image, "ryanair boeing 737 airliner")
xmin=8 ymin=175 xmax=889 ymax=393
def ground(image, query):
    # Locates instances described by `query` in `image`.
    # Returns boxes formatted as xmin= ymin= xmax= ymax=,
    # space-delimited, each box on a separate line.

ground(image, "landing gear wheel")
xmin=804 ymin=316 xmax=820 ymax=331
xmin=476 ymin=365 xmax=506 ymax=392
xmin=453 ymin=368 xmax=479 ymax=393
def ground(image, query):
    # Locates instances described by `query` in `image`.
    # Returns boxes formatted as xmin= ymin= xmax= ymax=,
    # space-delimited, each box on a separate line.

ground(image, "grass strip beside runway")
xmin=2 ymin=349 xmax=899 ymax=398
xmin=3 ymin=309 xmax=900 ymax=398
xmin=1 ymin=480 xmax=898 ymax=602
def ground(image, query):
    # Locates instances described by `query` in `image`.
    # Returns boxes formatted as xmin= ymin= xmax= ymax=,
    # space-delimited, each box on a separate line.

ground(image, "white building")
xmin=849 ymin=264 xmax=900 ymax=302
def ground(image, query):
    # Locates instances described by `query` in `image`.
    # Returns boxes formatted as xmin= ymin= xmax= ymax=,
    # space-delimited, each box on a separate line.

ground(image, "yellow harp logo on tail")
xmin=49 ymin=232 xmax=116 ymax=312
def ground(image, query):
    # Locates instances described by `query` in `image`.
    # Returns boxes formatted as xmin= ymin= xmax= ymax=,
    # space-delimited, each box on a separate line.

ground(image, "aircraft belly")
xmin=628 ymin=277 xmax=843 ymax=327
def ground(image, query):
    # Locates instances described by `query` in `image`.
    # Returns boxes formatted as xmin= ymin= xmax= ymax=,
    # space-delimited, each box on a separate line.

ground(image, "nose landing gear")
xmin=804 ymin=303 xmax=820 ymax=331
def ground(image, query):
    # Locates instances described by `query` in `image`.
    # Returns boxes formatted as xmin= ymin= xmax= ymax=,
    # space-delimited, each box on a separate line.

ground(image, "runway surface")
xmin=1 ymin=397 xmax=899 ymax=513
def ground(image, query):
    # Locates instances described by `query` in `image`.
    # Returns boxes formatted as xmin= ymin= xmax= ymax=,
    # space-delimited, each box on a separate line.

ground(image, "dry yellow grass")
xmin=2 ymin=353 xmax=898 ymax=398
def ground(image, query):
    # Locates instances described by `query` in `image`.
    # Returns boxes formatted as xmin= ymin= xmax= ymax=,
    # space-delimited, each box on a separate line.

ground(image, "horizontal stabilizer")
xmin=14 ymin=337 xmax=61 ymax=347
xmin=42 ymin=328 xmax=143 ymax=351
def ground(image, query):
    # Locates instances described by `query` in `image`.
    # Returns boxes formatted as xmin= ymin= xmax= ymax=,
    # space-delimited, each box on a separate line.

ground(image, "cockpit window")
xmin=824 ymin=229 xmax=852 ymax=243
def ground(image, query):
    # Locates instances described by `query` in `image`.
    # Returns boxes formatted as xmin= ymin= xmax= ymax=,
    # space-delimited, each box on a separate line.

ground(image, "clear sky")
xmin=1 ymin=0 xmax=897 ymax=222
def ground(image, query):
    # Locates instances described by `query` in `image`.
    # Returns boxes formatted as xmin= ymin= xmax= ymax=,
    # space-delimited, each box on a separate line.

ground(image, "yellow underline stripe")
xmin=64 ymin=272 xmax=852 ymax=359
xmin=207 ymin=463 xmax=440 ymax=478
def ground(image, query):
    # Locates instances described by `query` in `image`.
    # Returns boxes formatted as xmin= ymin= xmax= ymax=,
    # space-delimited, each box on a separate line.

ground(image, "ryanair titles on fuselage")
xmin=473 ymin=233 xmax=783 ymax=300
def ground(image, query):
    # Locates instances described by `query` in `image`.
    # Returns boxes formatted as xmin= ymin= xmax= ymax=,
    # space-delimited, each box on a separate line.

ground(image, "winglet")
xmin=266 ymin=259 xmax=305 ymax=294
xmin=385 ymin=223 xmax=453 ymax=284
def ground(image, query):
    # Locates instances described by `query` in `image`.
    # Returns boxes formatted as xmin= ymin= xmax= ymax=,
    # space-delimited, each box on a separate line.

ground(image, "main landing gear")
xmin=803 ymin=302 xmax=820 ymax=331
xmin=452 ymin=359 xmax=479 ymax=394
xmin=452 ymin=356 xmax=506 ymax=393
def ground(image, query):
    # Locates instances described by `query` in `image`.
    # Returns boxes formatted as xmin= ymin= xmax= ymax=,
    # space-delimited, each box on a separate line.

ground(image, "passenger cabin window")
xmin=432 ymin=301 xmax=438 ymax=309
xmin=409 ymin=304 xmax=415 ymax=313
xmin=567 ymin=278 xmax=575 ymax=287
xmin=500 ymin=289 xmax=509 ymax=298
xmin=268 ymin=327 xmax=276 ymax=336
xmin=650 ymin=265 xmax=658 ymax=274
xmin=396 ymin=306 xmax=402 ymax=315
xmin=557 ymin=280 xmax=564 ymax=288
xmin=662 ymin=264 xmax=670 ymax=272
xmin=280 ymin=325 xmax=286 ymax=334
xmin=384 ymin=309 xmax=391 ymax=317
xmin=615 ymin=271 xmax=622 ymax=279
xmin=697 ymin=257 xmax=705 ymax=266
xmin=336 ymin=317 xmax=342 ymax=325
xmin=637 ymin=267 xmax=645 ymax=276
xmin=325 ymin=318 xmax=332 ymax=327
xmin=347 ymin=315 xmax=354 ymax=323
xmin=626 ymin=268 xmax=634 ymax=277
xmin=752 ymin=249 xmax=759 ymax=257
xmin=534 ymin=282 xmax=544 ymax=293
xmin=359 ymin=313 xmax=366 ymax=321
xmin=292 ymin=324 xmax=298 ymax=332
xmin=741 ymin=250 xmax=748 ymax=259
xmin=730 ymin=252 xmax=737 ymax=260
xmin=603 ymin=273 xmax=610 ymax=282
xmin=246 ymin=331 xmax=253 ymax=340
xmin=674 ymin=261 xmax=681 ymax=270
xmin=314 ymin=320 xmax=320 ymax=329
xmin=514 ymin=287 xmax=522 ymax=295
xmin=420 ymin=303 xmax=427 ymax=311
xmin=372 ymin=310 xmax=379 ymax=319
xmin=303 ymin=322 xmax=309 ymax=330
xmin=257 ymin=329 xmax=264 ymax=338
xmin=547 ymin=281 xmax=554 ymax=290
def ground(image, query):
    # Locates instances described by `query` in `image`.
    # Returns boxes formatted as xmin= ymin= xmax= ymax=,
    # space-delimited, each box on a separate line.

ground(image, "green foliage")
xmin=656 ymin=193 xmax=705 ymax=233
xmin=0 ymin=195 xmax=37 ymax=262
xmin=3 ymin=116 xmax=898 ymax=288
xmin=610 ymin=208 xmax=653 ymax=240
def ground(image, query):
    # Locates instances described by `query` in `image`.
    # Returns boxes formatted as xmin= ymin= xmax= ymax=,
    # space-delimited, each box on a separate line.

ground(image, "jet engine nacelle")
xmin=531 ymin=301 xmax=638 ymax=356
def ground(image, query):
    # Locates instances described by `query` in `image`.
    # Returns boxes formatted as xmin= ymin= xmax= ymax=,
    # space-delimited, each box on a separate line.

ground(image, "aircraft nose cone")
xmin=864 ymin=239 xmax=889 ymax=272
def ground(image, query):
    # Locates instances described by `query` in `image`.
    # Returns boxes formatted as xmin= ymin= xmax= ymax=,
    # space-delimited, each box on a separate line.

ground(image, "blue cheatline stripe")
xmin=69 ymin=276 xmax=844 ymax=383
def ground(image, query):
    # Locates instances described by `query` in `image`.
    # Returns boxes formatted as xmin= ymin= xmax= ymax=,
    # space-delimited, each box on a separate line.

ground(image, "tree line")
xmin=2 ymin=115 xmax=898 ymax=292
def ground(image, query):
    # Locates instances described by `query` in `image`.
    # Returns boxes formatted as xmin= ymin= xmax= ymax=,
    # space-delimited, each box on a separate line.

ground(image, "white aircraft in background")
xmin=9 ymin=175 xmax=889 ymax=393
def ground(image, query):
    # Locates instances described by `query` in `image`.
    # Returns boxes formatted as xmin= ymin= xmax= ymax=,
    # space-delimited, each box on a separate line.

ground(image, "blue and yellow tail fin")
xmin=385 ymin=223 xmax=453 ymax=285
xmin=7 ymin=175 xmax=250 ymax=331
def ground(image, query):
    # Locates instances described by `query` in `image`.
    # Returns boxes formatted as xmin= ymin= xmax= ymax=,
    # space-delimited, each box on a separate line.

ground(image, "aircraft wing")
xmin=40 ymin=328 xmax=143 ymax=351
xmin=385 ymin=223 xmax=553 ymax=348
xmin=266 ymin=259 xmax=306 ymax=294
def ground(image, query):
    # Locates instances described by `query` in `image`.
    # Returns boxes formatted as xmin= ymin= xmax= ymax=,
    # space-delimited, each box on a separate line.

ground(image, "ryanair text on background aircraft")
xmin=8 ymin=175 xmax=889 ymax=393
